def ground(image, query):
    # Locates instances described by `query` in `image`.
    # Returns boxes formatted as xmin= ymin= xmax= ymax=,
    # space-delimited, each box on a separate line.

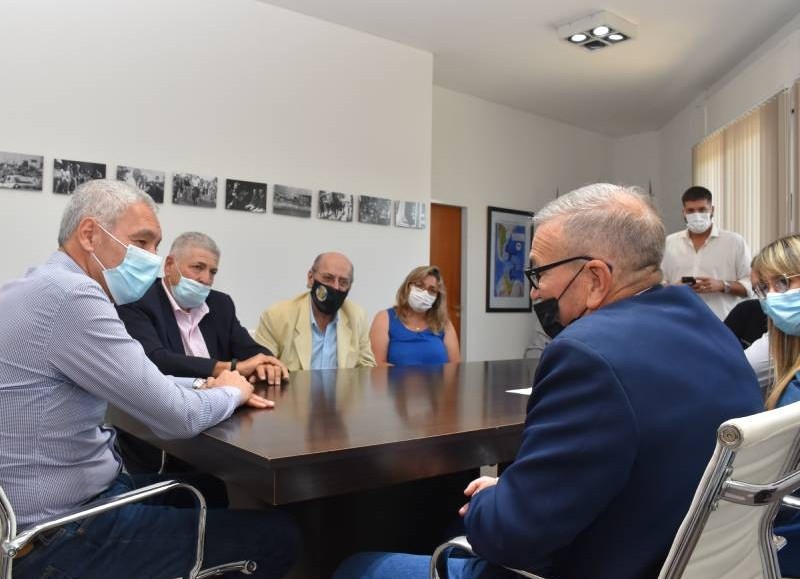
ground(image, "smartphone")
xmin=681 ymin=276 xmax=696 ymax=285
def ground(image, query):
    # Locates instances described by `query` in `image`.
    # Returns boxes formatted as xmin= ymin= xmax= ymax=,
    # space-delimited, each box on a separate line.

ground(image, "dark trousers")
xmin=12 ymin=472 xmax=300 ymax=579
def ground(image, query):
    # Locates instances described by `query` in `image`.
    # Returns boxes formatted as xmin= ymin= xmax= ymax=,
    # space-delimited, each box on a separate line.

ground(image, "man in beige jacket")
xmin=255 ymin=252 xmax=376 ymax=371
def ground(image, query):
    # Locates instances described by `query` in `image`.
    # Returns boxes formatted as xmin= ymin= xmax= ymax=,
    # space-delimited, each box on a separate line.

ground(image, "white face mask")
xmin=686 ymin=212 xmax=712 ymax=234
xmin=408 ymin=285 xmax=437 ymax=313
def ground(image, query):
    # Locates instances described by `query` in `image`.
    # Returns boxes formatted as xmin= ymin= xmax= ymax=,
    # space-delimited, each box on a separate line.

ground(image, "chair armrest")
xmin=782 ymin=495 xmax=800 ymax=511
xmin=4 ymin=480 xmax=205 ymax=558
xmin=429 ymin=535 xmax=547 ymax=579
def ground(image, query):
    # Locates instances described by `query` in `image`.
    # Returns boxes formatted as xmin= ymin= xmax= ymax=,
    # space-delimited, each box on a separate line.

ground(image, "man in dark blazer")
xmin=117 ymin=232 xmax=287 ymax=473
xmin=118 ymin=231 xmax=287 ymax=383
xmin=334 ymin=184 xmax=764 ymax=579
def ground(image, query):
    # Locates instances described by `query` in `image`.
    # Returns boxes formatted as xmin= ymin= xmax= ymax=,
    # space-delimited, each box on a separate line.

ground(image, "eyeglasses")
xmin=753 ymin=274 xmax=800 ymax=300
xmin=524 ymin=256 xmax=611 ymax=290
xmin=313 ymin=269 xmax=352 ymax=291
xmin=412 ymin=281 xmax=440 ymax=297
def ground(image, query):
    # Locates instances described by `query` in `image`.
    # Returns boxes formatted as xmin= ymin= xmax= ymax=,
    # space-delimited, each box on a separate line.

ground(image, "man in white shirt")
xmin=661 ymin=186 xmax=752 ymax=320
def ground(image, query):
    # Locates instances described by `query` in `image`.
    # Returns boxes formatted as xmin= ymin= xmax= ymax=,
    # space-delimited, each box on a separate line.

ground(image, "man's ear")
xmin=75 ymin=218 xmax=99 ymax=253
xmin=307 ymin=270 xmax=314 ymax=289
xmin=585 ymin=260 xmax=613 ymax=311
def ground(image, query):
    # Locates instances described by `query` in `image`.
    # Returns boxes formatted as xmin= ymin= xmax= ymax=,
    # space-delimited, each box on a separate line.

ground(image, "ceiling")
xmin=256 ymin=0 xmax=800 ymax=137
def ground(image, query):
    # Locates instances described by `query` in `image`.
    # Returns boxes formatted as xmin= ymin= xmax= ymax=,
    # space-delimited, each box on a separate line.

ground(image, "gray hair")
xmin=534 ymin=183 xmax=665 ymax=275
xmin=170 ymin=232 xmax=221 ymax=259
xmin=57 ymin=179 xmax=157 ymax=246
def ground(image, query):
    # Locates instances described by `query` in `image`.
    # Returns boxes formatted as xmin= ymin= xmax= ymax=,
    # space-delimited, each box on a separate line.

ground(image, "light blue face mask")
xmin=92 ymin=225 xmax=162 ymax=305
xmin=761 ymin=288 xmax=800 ymax=336
xmin=171 ymin=271 xmax=211 ymax=309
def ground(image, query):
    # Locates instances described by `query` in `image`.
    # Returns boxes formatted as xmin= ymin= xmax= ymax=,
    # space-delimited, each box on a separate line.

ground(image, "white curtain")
xmin=692 ymin=91 xmax=788 ymax=252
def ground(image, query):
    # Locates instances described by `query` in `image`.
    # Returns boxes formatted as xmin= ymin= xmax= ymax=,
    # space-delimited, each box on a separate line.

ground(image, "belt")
xmin=14 ymin=528 xmax=60 ymax=560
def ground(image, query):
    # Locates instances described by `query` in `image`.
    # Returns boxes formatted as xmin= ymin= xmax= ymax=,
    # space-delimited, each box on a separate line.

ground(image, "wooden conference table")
xmin=109 ymin=358 xmax=536 ymax=506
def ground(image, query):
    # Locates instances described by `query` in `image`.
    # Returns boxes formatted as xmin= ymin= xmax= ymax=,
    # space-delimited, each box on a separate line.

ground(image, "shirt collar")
xmin=309 ymin=295 xmax=338 ymax=330
xmin=51 ymin=249 xmax=88 ymax=274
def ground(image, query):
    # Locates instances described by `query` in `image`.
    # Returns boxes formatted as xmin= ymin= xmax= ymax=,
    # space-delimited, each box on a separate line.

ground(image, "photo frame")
xmin=0 ymin=151 xmax=44 ymax=191
xmin=486 ymin=206 xmax=534 ymax=312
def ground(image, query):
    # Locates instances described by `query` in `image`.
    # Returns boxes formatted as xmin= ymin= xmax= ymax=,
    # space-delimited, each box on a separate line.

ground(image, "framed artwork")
xmin=172 ymin=173 xmax=217 ymax=208
xmin=225 ymin=178 xmax=266 ymax=213
xmin=53 ymin=159 xmax=106 ymax=195
xmin=0 ymin=151 xmax=44 ymax=191
xmin=486 ymin=206 xmax=534 ymax=312
xmin=394 ymin=201 xmax=426 ymax=229
xmin=358 ymin=195 xmax=392 ymax=225
xmin=318 ymin=191 xmax=353 ymax=222
xmin=117 ymin=165 xmax=165 ymax=203
xmin=273 ymin=184 xmax=312 ymax=218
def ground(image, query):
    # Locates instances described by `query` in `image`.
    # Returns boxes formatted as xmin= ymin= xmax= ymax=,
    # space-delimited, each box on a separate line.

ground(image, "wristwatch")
xmin=723 ymin=281 xmax=731 ymax=294
xmin=191 ymin=378 xmax=207 ymax=390
xmin=230 ymin=358 xmax=238 ymax=372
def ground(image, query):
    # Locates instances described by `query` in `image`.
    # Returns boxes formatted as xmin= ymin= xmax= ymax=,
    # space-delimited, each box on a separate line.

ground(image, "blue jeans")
xmin=12 ymin=472 xmax=300 ymax=579
xmin=333 ymin=551 xmax=522 ymax=579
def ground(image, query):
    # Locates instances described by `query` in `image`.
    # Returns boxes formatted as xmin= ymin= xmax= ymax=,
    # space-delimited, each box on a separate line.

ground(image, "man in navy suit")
xmin=334 ymin=184 xmax=763 ymax=579
xmin=118 ymin=231 xmax=287 ymax=383
xmin=117 ymin=232 xmax=288 ymax=472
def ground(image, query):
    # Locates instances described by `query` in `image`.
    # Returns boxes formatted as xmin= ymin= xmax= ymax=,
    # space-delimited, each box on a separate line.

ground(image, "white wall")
xmin=0 ymin=0 xmax=432 ymax=328
xmin=611 ymin=130 xmax=662 ymax=210
xmin=432 ymin=87 xmax=613 ymax=362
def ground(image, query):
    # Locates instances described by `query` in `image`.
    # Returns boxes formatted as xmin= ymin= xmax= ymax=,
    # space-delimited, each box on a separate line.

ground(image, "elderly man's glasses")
xmin=753 ymin=274 xmax=800 ymax=300
xmin=524 ymin=256 xmax=611 ymax=290
xmin=313 ymin=269 xmax=352 ymax=291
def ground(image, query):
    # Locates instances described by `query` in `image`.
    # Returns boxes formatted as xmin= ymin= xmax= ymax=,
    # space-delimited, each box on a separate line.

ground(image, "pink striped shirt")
xmin=161 ymin=278 xmax=210 ymax=358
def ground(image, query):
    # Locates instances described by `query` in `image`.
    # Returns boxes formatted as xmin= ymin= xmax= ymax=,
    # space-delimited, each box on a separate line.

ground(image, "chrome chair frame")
xmin=0 ymin=480 xmax=256 ymax=579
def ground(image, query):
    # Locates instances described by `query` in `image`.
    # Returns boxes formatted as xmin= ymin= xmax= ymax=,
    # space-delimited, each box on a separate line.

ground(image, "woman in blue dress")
xmin=752 ymin=234 xmax=800 ymax=577
xmin=370 ymin=265 xmax=460 ymax=366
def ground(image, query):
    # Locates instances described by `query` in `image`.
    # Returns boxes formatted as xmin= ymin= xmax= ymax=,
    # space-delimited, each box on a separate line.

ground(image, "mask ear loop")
xmin=555 ymin=262 xmax=588 ymax=302
xmin=90 ymin=252 xmax=108 ymax=271
xmin=554 ymin=263 xmax=591 ymax=323
xmin=91 ymin=221 xmax=126 ymax=272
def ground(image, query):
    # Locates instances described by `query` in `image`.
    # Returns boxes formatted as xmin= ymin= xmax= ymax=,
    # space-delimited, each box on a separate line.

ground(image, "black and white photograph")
xmin=358 ymin=195 xmax=392 ymax=225
xmin=318 ymin=191 xmax=353 ymax=222
xmin=0 ymin=151 xmax=43 ymax=191
xmin=117 ymin=165 xmax=165 ymax=203
xmin=53 ymin=159 xmax=106 ymax=195
xmin=226 ymin=179 xmax=266 ymax=213
xmin=395 ymin=201 xmax=427 ymax=229
xmin=273 ymin=185 xmax=312 ymax=218
xmin=172 ymin=172 xmax=217 ymax=208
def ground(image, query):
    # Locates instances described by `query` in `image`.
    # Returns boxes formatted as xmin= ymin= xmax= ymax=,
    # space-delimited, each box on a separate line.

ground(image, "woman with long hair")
xmin=752 ymin=234 xmax=800 ymax=409
xmin=369 ymin=265 xmax=460 ymax=366
xmin=752 ymin=233 xmax=800 ymax=577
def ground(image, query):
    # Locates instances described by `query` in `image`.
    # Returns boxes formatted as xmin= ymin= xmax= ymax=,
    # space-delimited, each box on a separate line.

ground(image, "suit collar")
xmin=154 ymin=280 xmax=184 ymax=353
xmin=293 ymin=293 xmax=313 ymax=370
xmin=336 ymin=309 xmax=353 ymax=368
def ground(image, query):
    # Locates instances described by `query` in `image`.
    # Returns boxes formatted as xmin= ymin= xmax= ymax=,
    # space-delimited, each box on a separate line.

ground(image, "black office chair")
xmin=0 ymin=480 xmax=256 ymax=579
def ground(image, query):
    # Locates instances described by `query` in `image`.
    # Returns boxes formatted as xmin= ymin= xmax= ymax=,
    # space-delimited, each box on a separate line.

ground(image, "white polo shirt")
xmin=661 ymin=225 xmax=752 ymax=320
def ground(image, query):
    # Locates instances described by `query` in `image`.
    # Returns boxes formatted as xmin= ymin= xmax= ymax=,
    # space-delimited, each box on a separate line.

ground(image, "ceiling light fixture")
xmin=557 ymin=10 xmax=637 ymax=52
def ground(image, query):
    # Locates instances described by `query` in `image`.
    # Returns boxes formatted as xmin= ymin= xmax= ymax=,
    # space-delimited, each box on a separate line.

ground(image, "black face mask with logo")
xmin=533 ymin=265 xmax=587 ymax=339
xmin=311 ymin=279 xmax=348 ymax=316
